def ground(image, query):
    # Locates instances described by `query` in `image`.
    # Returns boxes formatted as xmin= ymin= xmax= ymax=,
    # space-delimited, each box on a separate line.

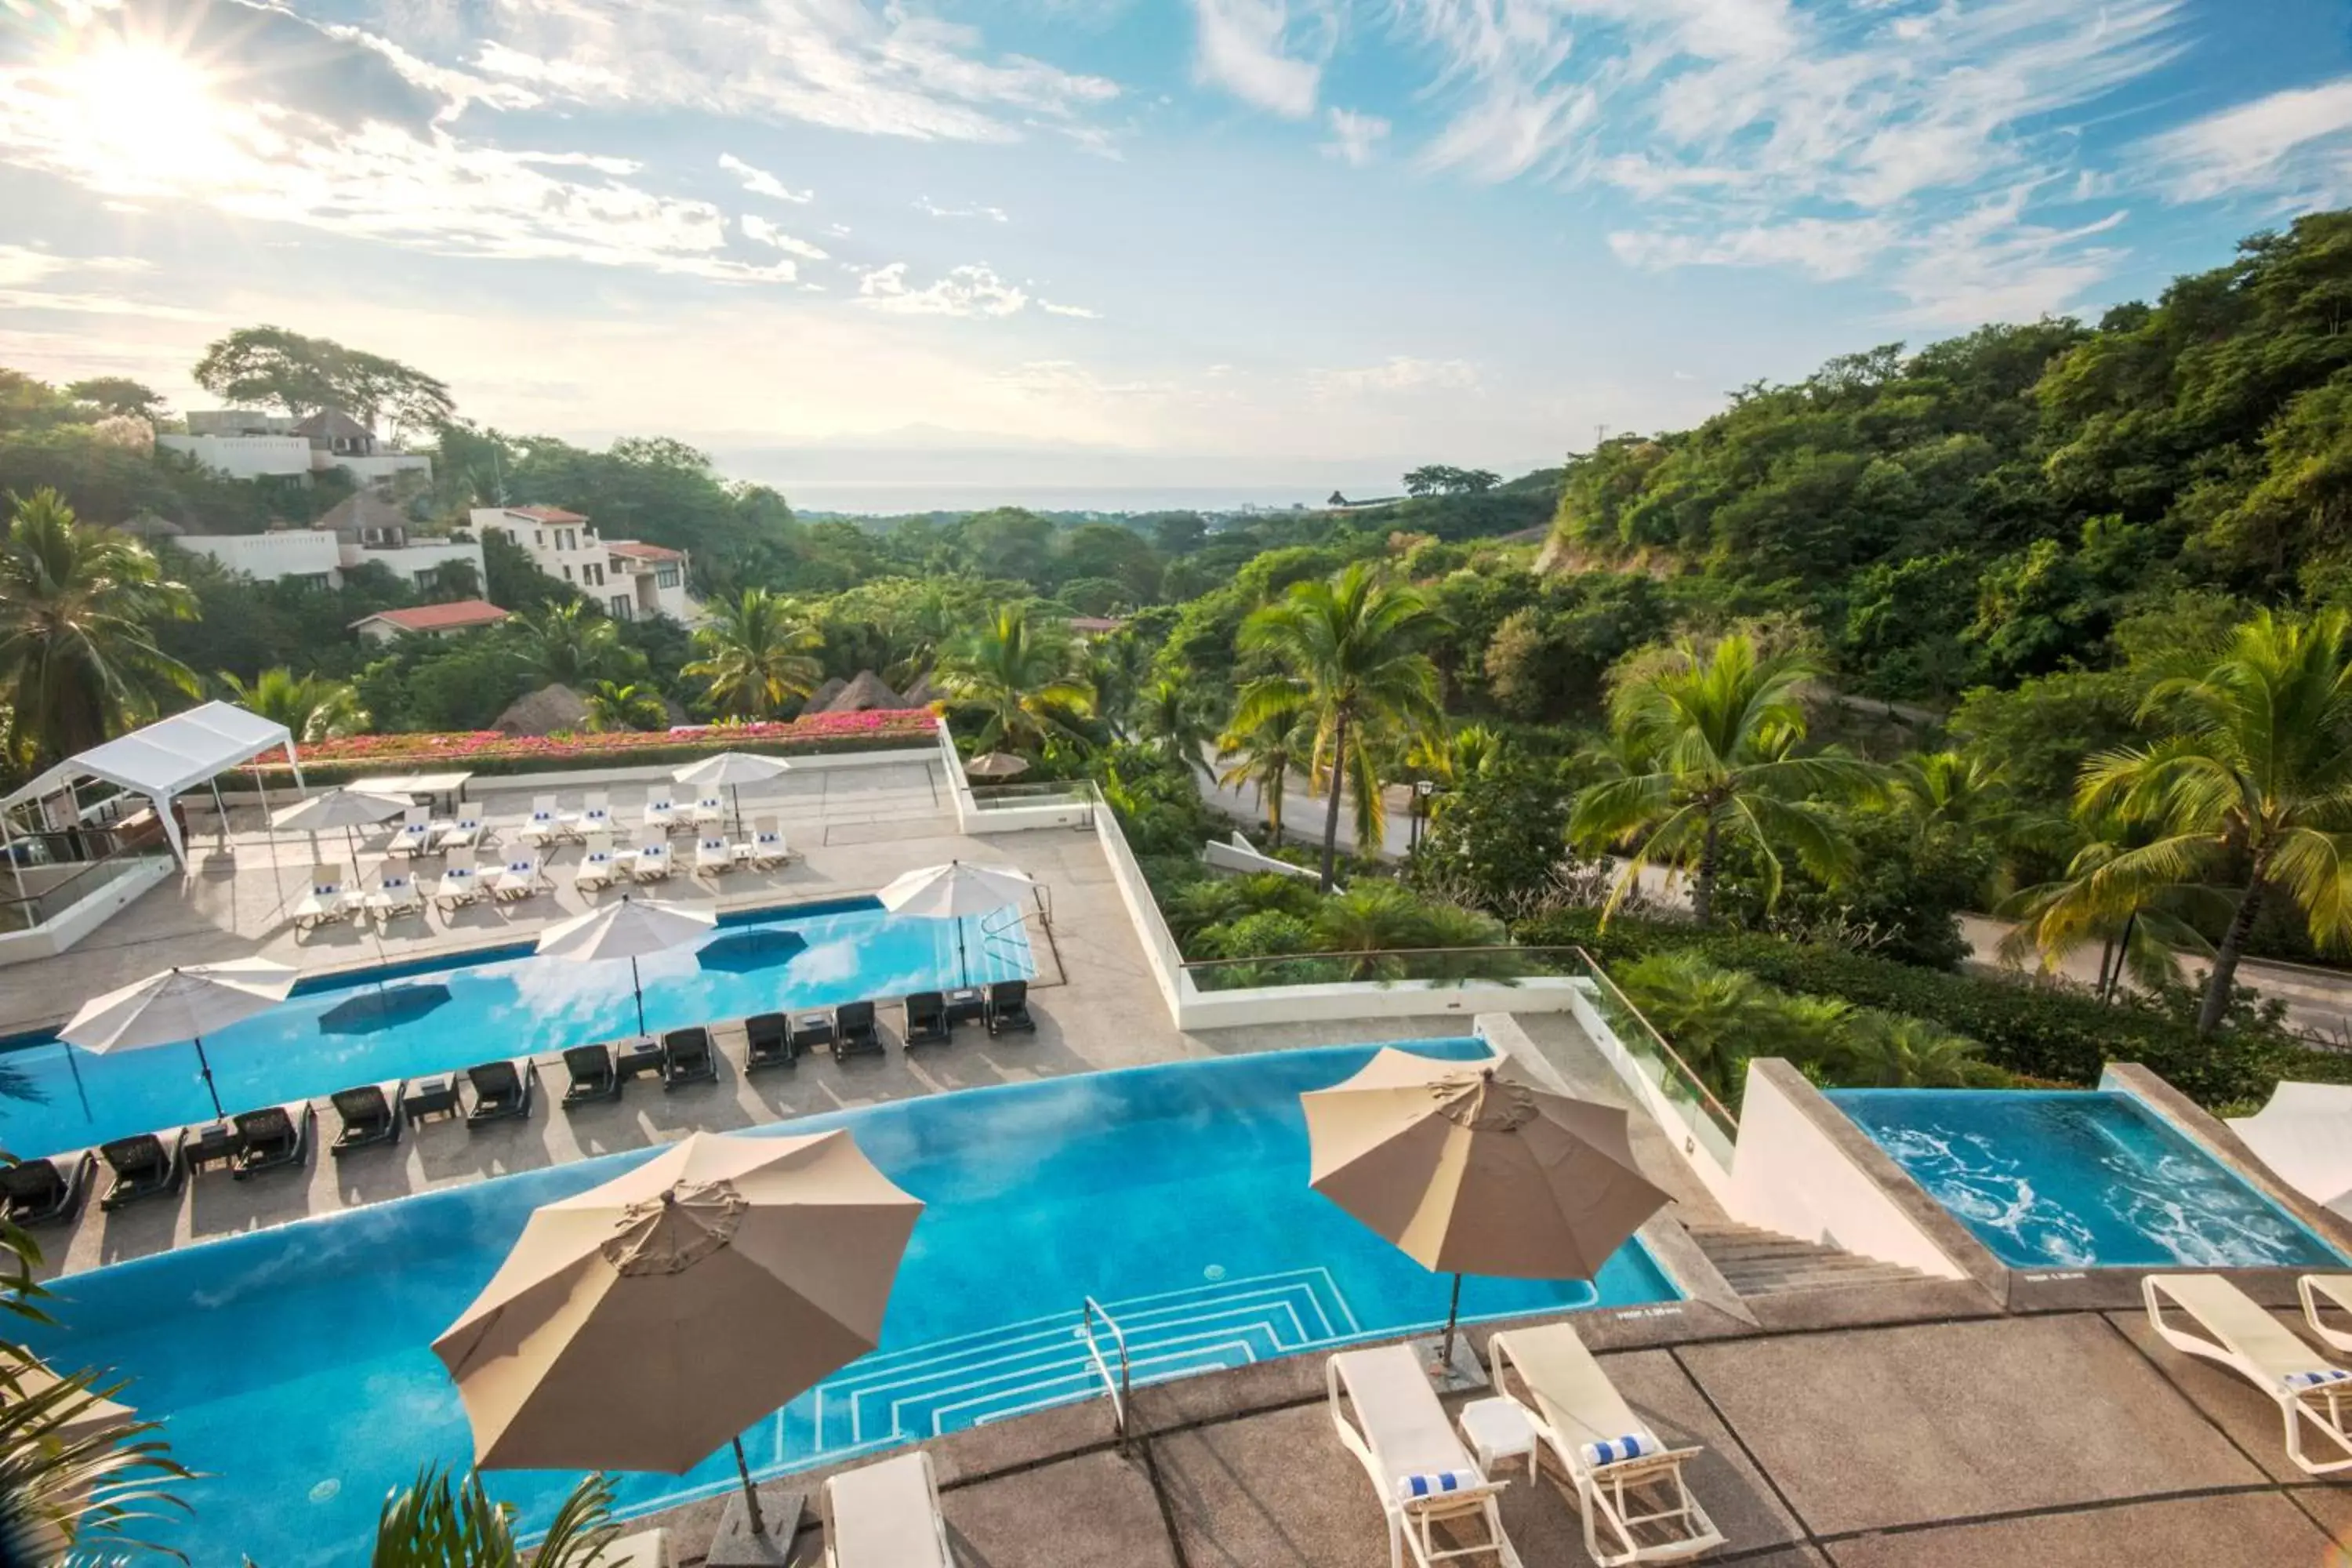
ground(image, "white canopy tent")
xmin=0 ymin=702 xmax=307 ymax=874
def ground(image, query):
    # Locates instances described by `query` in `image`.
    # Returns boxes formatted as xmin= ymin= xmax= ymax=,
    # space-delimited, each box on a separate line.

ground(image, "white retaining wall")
xmin=0 ymin=857 xmax=173 ymax=968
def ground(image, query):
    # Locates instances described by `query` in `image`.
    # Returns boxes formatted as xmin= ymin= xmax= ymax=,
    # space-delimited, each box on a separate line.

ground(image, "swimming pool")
xmin=0 ymin=898 xmax=1033 ymax=1160
xmin=22 ymin=1042 xmax=1675 ymax=1564
xmin=1829 ymin=1088 xmax=2345 ymax=1270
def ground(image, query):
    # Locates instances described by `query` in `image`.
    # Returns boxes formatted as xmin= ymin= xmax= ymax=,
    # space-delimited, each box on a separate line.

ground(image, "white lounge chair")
xmin=2144 ymin=1273 xmax=2352 ymax=1475
xmin=737 ymin=816 xmax=788 ymax=870
xmin=490 ymin=851 xmax=544 ymax=902
xmin=822 ymin=1450 xmax=952 ymax=1568
xmin=364 ymin=863 xmax=424 ymax=921
xmin=388 ymin=804 xmax=434 ymax=858
xmin=641 ymin=786 xmax=679 ymax=836
xmin=690 ymin=792 xmax=726 ymax=830
xmin=1488 ymin=1324 xmax=1722 ymax=1565
xmin=631 ymin=840 xmax=672 ymax=883
xmin=2229 ymin=1083 xmax=2352 ymax=1220
xmin=2302 ymin=1275 xmax=2352 ymax=1356
xmin=431 ymin=847 xmax=485 ymax=911
xmin=436 ymin=811 xmax=486 ymax=852
xmin=604 ymin=1527 xmax=673 ymax=1568
xmin=517 ymin=794 xmax=568 ymax=848
xmin=573 ymin=791 xmax=612 ymax=836
xmin=573 ymin=832 xmax=619 ymax=893
xmin=694 ymin=834 xmax=735 ymax=876
xmin=291 ymin=864 xmax=358 ymax=931
xmin=1329 ymin=1345 xmax=1524 ymax=1568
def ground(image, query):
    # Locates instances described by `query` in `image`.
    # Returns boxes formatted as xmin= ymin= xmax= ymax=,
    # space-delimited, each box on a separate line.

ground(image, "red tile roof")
xmin=354 ymin=599 xmax=510 ymax=633
xmin=607 ymin=540 xmax=684 ymax=562
xmin=1066 ymin=615 xmax=1127 ymax=634
xmin=506 ymin=505 xmax=589 ymax=524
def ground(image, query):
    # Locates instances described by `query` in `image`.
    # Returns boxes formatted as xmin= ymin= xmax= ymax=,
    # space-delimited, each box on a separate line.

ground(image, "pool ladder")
xmin=1077 ymin=1297 xmax=1133 ymax=1451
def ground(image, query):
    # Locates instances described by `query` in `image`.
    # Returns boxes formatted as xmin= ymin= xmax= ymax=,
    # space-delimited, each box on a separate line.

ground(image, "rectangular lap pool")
xmin=0 ymin=897 xmax=1033 ymax=1160
xmin=23 ymin=1042 xmax=1675 ymax=1565
xmin=1829 ymin=1088 xmax=2344 ymax=1270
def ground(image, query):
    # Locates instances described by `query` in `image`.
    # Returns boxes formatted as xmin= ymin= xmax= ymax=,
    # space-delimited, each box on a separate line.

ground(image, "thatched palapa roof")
xmin=812 ymin=670 xmax=904 ymax=714
xmin=495 ymin=683 xmax=591 ymax=736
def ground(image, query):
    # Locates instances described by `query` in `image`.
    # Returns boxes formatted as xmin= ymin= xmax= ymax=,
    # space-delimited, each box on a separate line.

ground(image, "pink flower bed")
xmin=278 ymin=708 xmax=937 ymax=770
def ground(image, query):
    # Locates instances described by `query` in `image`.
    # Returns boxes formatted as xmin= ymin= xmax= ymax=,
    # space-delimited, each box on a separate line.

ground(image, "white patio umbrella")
xmin=535 ymin=895 xmax=717 ymax=1036
xmin=62 ymin=958 xmax=298 ymax=1120
xmin=673 ymin=751 xmax=790 ymax=837
xmin=875 ymin=859 xmax=1036 ymax=989
xmin=270 ymin=786 xmax=412 ymax=874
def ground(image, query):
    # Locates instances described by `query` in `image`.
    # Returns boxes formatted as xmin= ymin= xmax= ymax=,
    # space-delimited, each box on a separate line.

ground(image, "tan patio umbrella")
xmin=433 ymin=1129 xmax=923 ymax=1548
xmin=1302 ymin=1049 xmax=1670 ymax=1369
xmin=964 ymin=751 xmax=1029 ymax=779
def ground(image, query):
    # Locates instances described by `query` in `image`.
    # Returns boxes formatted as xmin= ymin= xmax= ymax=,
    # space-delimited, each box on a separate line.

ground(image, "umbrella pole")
xmin=1439 ymin=1272 xmax=1465 ymax=1370
xmin=632 ymin=955 xmax=647 ymax=1037
xmin=193 ymin=1035 xmax=226 ymax=1122
xmin=958 ymin=921 xmax=970 ymax=990
xmin=731 ymin=1435 xmax=768 ymax=1537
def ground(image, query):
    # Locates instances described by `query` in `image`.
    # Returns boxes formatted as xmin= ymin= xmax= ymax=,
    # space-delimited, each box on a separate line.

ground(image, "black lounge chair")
xmin=832 ymin=1000 xmax=883 ymax=1062
xmin=902 ymin=992 xmax=950 ymax=1047
xmin=231 ymin=1105 xmax=310 ymax=1178
xmin=744 ymin=1013 xmax=797 ymax=1073
xmin=562 ymin=1044 xmax=622 ymax=1108
xmin=788 ymin=1012 xmax=833 ymax=1055
xmin=329 ymin=1083 xmax=403 ymax=1156
xmin=0 ymin=1151 xmax=93 ymax=1227
xmin=463 ymin=1059 xmax=535 ymax=1127
xmin=98 ymin=1131 xmax=186 ymax=1211
xmin=661 ymin=1028 xmax=718 ymax=1089
xmin=985 ymin=979 xmax=1036 ymax=1036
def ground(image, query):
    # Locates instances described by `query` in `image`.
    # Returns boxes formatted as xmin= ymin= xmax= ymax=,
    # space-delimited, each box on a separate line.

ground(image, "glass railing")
xmin=968 ymin=779 xmax=1099 ymax=811
xmin=1562 ymin=948 xmax=1740 ymax=1170
xmin=1180 ymin=943 xmax=1581 ymax=993
xmin=0 ymin=852 xmax=165 ymax=935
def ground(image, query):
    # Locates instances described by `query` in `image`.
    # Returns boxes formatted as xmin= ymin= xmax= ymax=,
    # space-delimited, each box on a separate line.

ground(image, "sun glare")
xmin=56 ymin=40 xmax=232 ymax=185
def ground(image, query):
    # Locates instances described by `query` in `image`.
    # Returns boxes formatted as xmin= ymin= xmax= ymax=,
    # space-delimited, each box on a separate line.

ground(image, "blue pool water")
xmin=1830 ymin=1089 xmax=2344 ymax=1269
xmin=0 ymin=898 xmax=1033 ymax=1161
xmin=22 ymin=1043 xmax=1675 ymax=1565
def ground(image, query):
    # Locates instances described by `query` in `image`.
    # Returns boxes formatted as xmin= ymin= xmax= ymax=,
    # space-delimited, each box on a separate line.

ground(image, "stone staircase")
xmin=1683 ymin=1220 xmax=1932 ymax=1297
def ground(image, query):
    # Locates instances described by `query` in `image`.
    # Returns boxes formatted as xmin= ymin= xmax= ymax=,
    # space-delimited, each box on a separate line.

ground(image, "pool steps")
xmin=1683 ymin=1220 xmax=1933 ymax=1296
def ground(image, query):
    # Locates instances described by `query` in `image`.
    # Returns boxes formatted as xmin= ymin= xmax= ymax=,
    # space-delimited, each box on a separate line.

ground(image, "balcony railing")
xmin=1559 ymin=949 xmax=1740 ymax=1170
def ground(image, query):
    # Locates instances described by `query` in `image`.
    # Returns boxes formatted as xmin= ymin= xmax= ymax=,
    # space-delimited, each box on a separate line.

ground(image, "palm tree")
xmin=1085 ymin=632 xmax=1152 ymax=738
xmin=1216 ymin=688 xmax=1311 ymax=846
xmin=1569 ymin=633 xmax=1880 ymax=924
xmin=1886 ymin=750 xmax=2015 ymax=842
xmin=1828 ymin=1012 xmax=1980 ymax=1088
xmin=684 ymin=588 xmax=823 ymax=720
xmin=1136 ymin=675 xmax=1220 ymax=780
xmin=583 ymin=679 xmax=666 ymax=733
xmin=2073 ymin=608 xmax=2352 ymax=1034
xmin=1998 ymin=816 xmax=2226 ymax=1002
xmin=506 ymin=601 xmax=626 ymax=688
xmin=1234 ymin=564 xmax=1448 ymax=891
xmin=368 ymin=1465 xmax=619 ymax=1566
xmin=932 ymin=606 xmax=1094 ymax=753
xmin=0 ymin=489 xmax=197 ymax=765
xmin=219 ymin=667 xmax=369 ymax=742
xmin=1610 ymin=950 xmax=1789 ymax=1100
xmin=884 ymin=582 xmax=962 ymax=690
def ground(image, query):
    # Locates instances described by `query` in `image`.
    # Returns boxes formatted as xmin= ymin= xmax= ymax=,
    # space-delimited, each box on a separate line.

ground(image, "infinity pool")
xmin=22 ymin=1042 xmax=1675 ymax=1565
xmin=0 ymin=898 xmax=1033 ymax=1160
xmin=1830 ymin=1088 xmax=2344 ymax=1269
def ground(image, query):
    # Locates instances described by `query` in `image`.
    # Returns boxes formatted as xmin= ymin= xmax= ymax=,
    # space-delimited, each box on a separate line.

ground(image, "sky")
xmin=2 ymin=0 xmax=2350 ymax=510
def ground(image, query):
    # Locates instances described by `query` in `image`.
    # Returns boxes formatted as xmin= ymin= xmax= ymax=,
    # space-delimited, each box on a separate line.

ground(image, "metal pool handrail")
xmin=1079 ymin=1297 xmax=1133 ymax=1448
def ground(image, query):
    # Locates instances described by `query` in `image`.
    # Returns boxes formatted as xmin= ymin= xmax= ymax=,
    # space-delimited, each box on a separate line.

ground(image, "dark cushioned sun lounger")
xmin=98 ymin=1131 xmax=186 ymax=1210
xmin=231 ymin=1105 xmax=310 ymax=1178
xmin=744 ymin=1013 xmax=797 ymax=1073
xmin=329 ymin=1083 xmax=404 ymax=1156
xmin=985 ymin=979 xmax=1036 ymax=1036
xmin=562 ymin=1044 xmax=622 ymax=1108
xmin=661 ymin=1028 xmax=718 ymax=1089
xmin=902 ymin=992 xmax=950 ymax=1047
xmin=463 ymin=1059 xmax=535 ymax=1127
xmin=0 ymin=1151 xmax=93 ymax=1227
xmin=832 ymin=1000 xmax=883 ymax=1062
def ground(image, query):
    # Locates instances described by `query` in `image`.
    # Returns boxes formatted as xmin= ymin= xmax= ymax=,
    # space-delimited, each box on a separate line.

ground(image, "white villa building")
xmin=470 ymin=505 xmax=702 ymax=623
xmin=160 ymin=409 xmax=434 ymax=485
xmin=159 ymin=493 xmax=483 ymax=595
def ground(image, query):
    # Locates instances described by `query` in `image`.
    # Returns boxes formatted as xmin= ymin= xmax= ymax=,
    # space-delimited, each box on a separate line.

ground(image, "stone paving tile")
xmin=2101 ymin=1307 xmax=2350 ymax=1485
xmin=938 ymin=1449 xmax=1178 ymax=1568
xmin=1675 ymin=1316 xmax=2267 ymax=1537
xmin=1602 ymin=1348 xmax=1805 ymax=1554
xmin=2290 ymin=1482 xmax=2352 ymax=1545
xmin=1155 ymin=1402 xmax=1392 ymax=1568
xmin=1821 ymin=1491 xmax=2339 ymax=1567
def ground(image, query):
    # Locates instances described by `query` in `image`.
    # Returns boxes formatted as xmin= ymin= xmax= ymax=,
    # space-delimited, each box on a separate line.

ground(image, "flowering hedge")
xmin=261 ymin=709 xmax=938 ymax=782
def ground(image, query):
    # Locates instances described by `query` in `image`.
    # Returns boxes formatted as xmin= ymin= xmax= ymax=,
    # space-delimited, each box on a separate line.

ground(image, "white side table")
xmin=1458 ymin=1396 xmax=1539 ymax=1481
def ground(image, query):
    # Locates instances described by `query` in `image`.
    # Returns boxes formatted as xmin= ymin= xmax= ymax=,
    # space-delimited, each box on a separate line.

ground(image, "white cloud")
xmin=1321 ymin=107 xmax=1388 ymax=166
xmin=1310 ymin=357 xmax=1479 ymax=396
xmin=856 ymin=263 xmax=1030 ymax=318
xmin=1609 ymin=217 xmax=1901 ymax=283
xmin=1039 ymin=299 xmax=1101 ymax=318
xmin=719 ymin=153 xmax=812 ymax=203
xmin=914 ymin=195 xmax=1011 ymax=222
xmin=1192 ymin=0 xmax=1329 ymax=119
xmin=740 ymin=214 xmax=828 ymax=261
xmin=2143 ymin=77 xmax=2352 ymax=208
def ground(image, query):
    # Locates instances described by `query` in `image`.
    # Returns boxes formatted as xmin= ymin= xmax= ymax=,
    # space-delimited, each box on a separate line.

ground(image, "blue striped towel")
xmin=1396 ymin=1470 xmax=1480 ymax=1501
xmin=1579 ymin=1434 xmax=1661 ymax=1468
xmin=2284 ymin=1369 xmax=2350 ymax=1392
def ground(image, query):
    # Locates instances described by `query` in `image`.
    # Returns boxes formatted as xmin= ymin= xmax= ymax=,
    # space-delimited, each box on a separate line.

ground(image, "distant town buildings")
xmin=159 ymin=408 xmax=434 ymax=484
xmin=143 ymin=491 xmax=485 ymax=596
xmin=350 ymin=599 xmax=511 ymax=644
xmin=470 ymin=505 xmax=702 ymax=624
